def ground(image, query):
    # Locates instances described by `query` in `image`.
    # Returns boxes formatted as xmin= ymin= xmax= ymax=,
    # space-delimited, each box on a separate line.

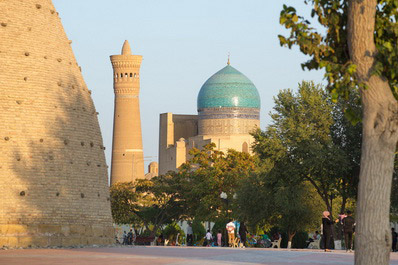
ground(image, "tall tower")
xmin=0 ymin=0 xmax=114 ymax=247
xmin=110 ymin=41 xmax=145 ymax=184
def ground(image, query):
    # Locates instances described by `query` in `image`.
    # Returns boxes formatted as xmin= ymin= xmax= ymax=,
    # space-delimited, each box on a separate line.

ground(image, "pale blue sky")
xmin=52 ymin=0 xmax=324 ymax=172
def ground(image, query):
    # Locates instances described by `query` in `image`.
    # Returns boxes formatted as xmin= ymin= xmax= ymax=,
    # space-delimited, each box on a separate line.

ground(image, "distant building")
xmin=159 ymin=60 xmax=261 ymax=175
xmin=110 ymin=40 xmax=145 ymax=184
xmin=145 ymin=162 xmax=159 ymax=179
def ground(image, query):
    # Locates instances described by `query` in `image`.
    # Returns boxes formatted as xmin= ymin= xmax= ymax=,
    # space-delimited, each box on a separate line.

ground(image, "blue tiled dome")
xmin=197 ymin=65 xmax=261 ymax=109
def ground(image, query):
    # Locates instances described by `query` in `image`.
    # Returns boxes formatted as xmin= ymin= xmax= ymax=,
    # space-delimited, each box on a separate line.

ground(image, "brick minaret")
xmin=110 ymin=41 xmax=145 ymax=184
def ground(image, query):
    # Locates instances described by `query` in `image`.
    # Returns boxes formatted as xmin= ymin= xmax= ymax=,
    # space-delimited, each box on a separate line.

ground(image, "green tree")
xmin=235 ymin=172 xmax=322 ymax=247
xmin=252 ymin=82 xmax=357 ymax=216
xmin=274 ymin=182 xmax=322 ymax=248
xmin=279 ymin=1 xmax=397 ymax=263
xmin=110 ymin=175 xmax=186 ymax=238
xmin=109 ymin=182 xmax=140 ymax=225
xmin=177 ymin=143 xmax=258 ymax=222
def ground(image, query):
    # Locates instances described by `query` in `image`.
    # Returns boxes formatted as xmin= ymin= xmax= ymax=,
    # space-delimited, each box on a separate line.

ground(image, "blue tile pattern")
xmin=197 ymin=65 xmax=261 ymax=109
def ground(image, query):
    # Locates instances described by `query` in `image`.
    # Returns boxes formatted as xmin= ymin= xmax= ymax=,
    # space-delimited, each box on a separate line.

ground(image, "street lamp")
xmin=220 ymin=192 xmax=229 ymax=217
xmin=220 ymin=192 xmax=229 ymax=247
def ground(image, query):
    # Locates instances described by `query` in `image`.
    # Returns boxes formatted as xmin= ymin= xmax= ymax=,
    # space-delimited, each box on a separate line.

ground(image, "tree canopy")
xmin=252 ymin=81 xmax=360 ymax=216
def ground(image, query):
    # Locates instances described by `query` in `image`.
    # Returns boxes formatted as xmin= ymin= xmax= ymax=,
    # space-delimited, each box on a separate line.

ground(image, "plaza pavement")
xmin=0 ymin=246 xmax=397 ymax=265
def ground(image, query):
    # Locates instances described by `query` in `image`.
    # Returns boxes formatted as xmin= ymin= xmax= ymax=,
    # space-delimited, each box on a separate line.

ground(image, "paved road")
xmin=0 ymin=246 xmax=397 ymax=265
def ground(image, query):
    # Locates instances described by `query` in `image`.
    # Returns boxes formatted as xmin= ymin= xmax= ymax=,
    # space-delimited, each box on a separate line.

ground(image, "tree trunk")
xmin=287 ymin=231 xmax=295 ymax=249
xmin=347 ymin=1 xmax=398 ymax=264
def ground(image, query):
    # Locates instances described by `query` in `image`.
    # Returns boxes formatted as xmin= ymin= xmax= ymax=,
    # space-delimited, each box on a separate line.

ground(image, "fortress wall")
xmin=0 ymin=0 xmax=114 ymax=247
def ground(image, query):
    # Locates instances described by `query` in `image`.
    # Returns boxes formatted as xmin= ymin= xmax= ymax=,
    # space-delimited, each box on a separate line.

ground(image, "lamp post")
xmin=220 ymin=192 xmax=229 ymax=247
xmin=220 ymin=192 xmax=229 ymax=219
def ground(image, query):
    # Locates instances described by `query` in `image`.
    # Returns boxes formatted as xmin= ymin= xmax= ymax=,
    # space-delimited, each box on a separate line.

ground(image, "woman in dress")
xmin=322 ymin=211 xmax=334 ymax=252
xmin=217 ymin=230 xmax=222 ymax=247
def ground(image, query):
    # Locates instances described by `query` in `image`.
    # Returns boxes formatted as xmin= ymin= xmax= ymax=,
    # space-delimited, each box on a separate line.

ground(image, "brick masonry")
xmin=0 ymin=0 xmax=114 ymax=247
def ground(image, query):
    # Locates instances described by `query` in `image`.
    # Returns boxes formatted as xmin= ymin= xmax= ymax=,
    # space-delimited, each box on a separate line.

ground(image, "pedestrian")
xmin=217 ymin=230 xmax=222 ymax=247
xmin=122 ymin=231 xmax=128 ymax=245
xmin=186 ymin=222 xmax=193 ymax=246
xmin=392 ymin=228 xmax=398 ymax=252
xmin=322 ymin=211 xmax=334 ymax=252
xmin=239 ymin=222 xmax=248 ymax=247
xmin=205 ymin=230 xmax=212 ymax=247
xmin=342 ymin=210 xmax=355 ymax=252
xmin=127 ymin=229 xmax=134 ymax=245
xmin=226 ymin=220 xmax=236 ymax=247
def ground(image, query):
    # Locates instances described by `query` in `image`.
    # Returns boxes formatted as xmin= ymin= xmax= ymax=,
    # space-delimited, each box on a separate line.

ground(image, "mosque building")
xmin=158 ymin=59 xmax=261 ymax=175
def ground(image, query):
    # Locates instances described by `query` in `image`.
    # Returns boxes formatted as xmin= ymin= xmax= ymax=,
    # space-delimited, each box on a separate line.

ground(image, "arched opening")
xmin=242 ymin=142 xmax=249 ymax=153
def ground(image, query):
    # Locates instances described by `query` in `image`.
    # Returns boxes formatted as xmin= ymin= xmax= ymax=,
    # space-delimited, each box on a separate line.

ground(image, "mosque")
xmin=158 ymin=59 xmax=261 ymax=175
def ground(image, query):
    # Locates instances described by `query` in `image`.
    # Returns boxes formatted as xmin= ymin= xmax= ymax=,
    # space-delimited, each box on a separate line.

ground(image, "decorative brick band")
xmin=198 ymin=107 xmax=260 ymax=120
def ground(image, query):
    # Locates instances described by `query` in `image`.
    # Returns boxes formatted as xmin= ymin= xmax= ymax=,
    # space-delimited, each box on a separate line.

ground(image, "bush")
xmin=163 ymin=222 xmax=185 ymax=245
xmin=192 ymin=219 xmax=206 ymax=245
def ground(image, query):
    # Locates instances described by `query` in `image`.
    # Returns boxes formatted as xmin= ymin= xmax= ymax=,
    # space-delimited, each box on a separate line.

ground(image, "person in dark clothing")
xmin=392 ymin=228 xmax=397 ymax=252
xmin=239 ymin=222 xmax=248 ymax=247
xmin=342 ymin=210 xmax=355 ymax=252
xmin=186 ymin=222 xmax=193 ymax=246
xmin=127 ymin=229 xmax=133 ymax=245
xmin=322 ymin=211 xmax=334 ymax=252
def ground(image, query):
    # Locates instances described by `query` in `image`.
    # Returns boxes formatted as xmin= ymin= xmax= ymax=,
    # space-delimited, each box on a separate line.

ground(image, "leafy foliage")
xmin=110 ymin=175 xmax=186 ymax=236
xmin=110 ymin=182 xmax=139 ymax=225
xmin=279 ymin=0 xmax=398 ymax=100
xmin=176 ymin=143 xmax=258 ymax=221
xmin=251 ymin=81 xmax=360 ymax=217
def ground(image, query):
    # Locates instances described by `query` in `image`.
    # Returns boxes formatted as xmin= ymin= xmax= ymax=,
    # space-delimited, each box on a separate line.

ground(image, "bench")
xmin=135 ymin=236 xmax=155 ymax=245
xmin=308 ymin=239 xmax=321 ymax=249
xmin=271 ymin=238 xmax=282 ymax=248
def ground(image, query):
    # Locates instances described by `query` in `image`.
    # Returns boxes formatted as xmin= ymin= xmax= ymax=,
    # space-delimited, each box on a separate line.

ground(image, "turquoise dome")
xmin=197 ymin=65 xmax=261 ymax=109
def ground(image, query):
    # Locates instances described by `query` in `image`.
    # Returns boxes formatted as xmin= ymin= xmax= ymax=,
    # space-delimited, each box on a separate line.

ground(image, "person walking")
xmin=239 ymin=222 xmax=248 ymax=247
xmin=217 ymin=230 xmax=222 ymax=247
xmin=342 ymin=210 xmax=355 ymax=252
xmin=392 ymin=228 xmax=397 ymax=252
xmin=226 ymin=220 xmax=236 ymax=247
xmin=322 ymin=211 xmax=334 ymax=252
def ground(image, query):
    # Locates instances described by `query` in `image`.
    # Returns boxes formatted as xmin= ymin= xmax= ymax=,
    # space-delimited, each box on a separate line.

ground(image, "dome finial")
xmin=121 ymin=40 xmax=132 ymax=55
xmin=227 ymin=53 xmax=230 ymax=65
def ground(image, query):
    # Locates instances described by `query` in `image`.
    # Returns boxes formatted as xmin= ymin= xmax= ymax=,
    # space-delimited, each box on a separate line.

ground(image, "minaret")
xmin=110 ymin=40 xmax=145 ymax=184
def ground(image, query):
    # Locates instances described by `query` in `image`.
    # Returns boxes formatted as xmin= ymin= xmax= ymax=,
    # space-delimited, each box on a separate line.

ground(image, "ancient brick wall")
xmin=0 ymin=0 xmax=114 ymax=247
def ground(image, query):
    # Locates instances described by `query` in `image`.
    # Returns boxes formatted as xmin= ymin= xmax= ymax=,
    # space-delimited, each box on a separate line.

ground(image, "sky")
xmin=52 ymin=0 xmax=324 ymax=173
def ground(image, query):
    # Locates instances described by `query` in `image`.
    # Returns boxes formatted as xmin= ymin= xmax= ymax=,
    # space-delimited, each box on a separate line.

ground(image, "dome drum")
xmin=198 ymin=107 xmax=260 ymax=121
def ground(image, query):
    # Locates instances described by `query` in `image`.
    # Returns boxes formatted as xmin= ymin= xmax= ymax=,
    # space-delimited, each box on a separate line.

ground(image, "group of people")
xmin=185 ymin=212 xmax=397 ymax=251
xmin=121 ymin=229 xmax=135 ymax=245
xmin=322 ymin=210 xmax=398 ymax=252
xmin=322 ymin=210 xmax=355 ymax=252
xmin=185 ymin=220 xmax=251 ymax=247
xmin=200 ymin=220 xmax=245 ymax=247
xmin=202 ymin=220 xmax=280 ymax=248
xmin=226 ymin=220 xmax=252 ymax=247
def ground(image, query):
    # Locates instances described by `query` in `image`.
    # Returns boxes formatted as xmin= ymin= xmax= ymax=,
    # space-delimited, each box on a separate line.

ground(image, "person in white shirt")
xmin=226 ymin=220 xmax=236 ymax=247
xmin=205 ymin=230 xmax=213 ymax=247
